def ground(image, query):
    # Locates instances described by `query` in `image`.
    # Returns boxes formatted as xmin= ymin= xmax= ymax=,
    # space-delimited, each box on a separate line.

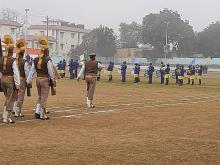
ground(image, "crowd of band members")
xmin=57 ymin=59 xmax=207 ymax=86
xmin=114 ymin=61 xmax=206 ymax=85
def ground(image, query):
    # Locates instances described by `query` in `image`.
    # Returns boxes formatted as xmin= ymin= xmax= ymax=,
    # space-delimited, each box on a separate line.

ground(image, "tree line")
xmin=72 ymin=8 xmax=220 ymax=59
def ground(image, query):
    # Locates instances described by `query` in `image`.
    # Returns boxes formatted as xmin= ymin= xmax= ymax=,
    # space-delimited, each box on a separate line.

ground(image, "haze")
xmin=0 ymin=0 xmax=219 ymax=31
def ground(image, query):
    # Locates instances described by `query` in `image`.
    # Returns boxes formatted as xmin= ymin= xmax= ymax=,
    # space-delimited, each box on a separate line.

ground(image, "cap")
xmin=89 ymin=53 xmax=96 ymax=56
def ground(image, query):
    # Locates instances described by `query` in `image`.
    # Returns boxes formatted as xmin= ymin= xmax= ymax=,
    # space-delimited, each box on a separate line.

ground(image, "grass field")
xmin=0 ymin=72 xmax=220 ymax=165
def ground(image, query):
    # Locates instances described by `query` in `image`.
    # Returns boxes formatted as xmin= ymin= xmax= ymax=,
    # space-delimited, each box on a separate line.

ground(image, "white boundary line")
xmin=7 ymin=95 xmax=219 ymax=116
xmin=1 ymin=97 xmax=219 ymax=126
xmin=13 ymin=94 xmax=220 ymax=113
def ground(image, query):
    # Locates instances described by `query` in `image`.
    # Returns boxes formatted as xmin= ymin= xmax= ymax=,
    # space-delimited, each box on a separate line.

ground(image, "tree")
xmin=142 ymin=8 xmax=196 ymax=57
xmin=197 ymin=22 xmax=220 ymax=57
xmin=119 ymin=22 xmax=142 ymax=48
xmin=0 ymin=8 xmax=19 ymax=21
xmin=76 ymin=25 xmax=116 ymax=58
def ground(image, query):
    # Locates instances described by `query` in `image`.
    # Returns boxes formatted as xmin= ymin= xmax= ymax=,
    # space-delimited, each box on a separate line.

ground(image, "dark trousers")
xmin=74 ymin=69 xmax=78 ymax=78
xmin=69 ymin=69 xmax=74 ymax=79
xmin=176 ymin=76 xmax=179 ymax=84
xmin=134 ymin=77 xmax=139 ymax=83
xmin=121 ymin=72 xmax=126 ymax=82
xmin=187 ymin=78 xmax=190 ymax=84
xmin=108 ymin=75 xmax=112 ymax=81
xmin=160 ymin=75 xmax=164 ymax=84
xmin=165 ymin=78 xmax=169 ymax=85
xmin=148 ymin=74 xmax=153 ymax=84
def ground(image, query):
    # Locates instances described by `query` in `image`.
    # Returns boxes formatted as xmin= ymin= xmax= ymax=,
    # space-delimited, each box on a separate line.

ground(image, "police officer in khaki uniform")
xmin=13 ymin=39 xmax=30 ymax=117
xmin=27 ymin=36 xmax=56 ymax=120
xmin=77 ymin=53 xmax=102 ymax=108
xmin=0 ymin=35 xmax=20 ymax=124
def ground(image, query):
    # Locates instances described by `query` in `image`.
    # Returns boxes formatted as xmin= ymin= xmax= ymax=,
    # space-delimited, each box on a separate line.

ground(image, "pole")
xmin=46 ymin=16 xmax=49 ymax=40
xmin=24 ymin=9 xmax=29 ymax=55
xmin=165 ymin=22 xmax=168 ymax=64
xmin=0 ymin=37 xmax=3 ymax=58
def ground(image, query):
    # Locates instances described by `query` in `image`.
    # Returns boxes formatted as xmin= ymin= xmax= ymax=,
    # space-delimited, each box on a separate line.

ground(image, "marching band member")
xmin=13 ymin=39 xmax=30 ymax=117
xmin=107 ymin=61 xmax=114 ymax=81
xmin=134 ymin=63 xmax=140 ymax=83
xmin=77 ymin=53 xmax=102 ymax=108
xmin=0 ymin=35 xmax=20 ymax=123
xmin=159 ymin=64 xmax=165 ymax=84
xmin=178 ymin=65 xmax=185 ymax=86
xmin=190 ymin=66 xmax=196 ymax=85
xmin=27 ymin=36 xmax=56 ymax=120
xmin=197 ymin=65 xmax=203 ymax=85
xmin=121 ymin=61 xmax=127 ymax=82
xmin=164 ymin=64 xmax=170 ymax=85
xmin=186 ymin=65 xmax=191 ymax=84
xmin=174 ymin=64 xmax=180 ymax=84
xmin=147 ymin=63 xmax=154 ymax=84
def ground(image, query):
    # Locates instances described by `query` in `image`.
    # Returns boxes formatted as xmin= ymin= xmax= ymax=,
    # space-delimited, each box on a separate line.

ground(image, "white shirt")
xmin=27 ymin=60 xmax=55 ymax=84
xmin=24 ymin=62 xmax=30 ymax=80
xmin=12 ymin=60 xmax=20 ymax=87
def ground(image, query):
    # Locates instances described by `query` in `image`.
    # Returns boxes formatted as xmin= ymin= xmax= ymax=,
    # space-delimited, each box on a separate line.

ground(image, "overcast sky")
xmin=0 ymin=0 xmax=220 ymax=32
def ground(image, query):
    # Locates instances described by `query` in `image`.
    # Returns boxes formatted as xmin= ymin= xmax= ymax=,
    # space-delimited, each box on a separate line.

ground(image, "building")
xmin=0 ymin=19 xmax=22 ymax=41
xmin=28 ymin=19 xmax=91 ymax=56
xmin=20 ymin=35 xmax=56 ymax=54
xmin=115 ymin=48 xmax=144 ymax=58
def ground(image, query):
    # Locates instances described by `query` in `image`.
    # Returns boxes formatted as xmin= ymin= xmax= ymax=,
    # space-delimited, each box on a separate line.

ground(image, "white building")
xmin=0 ymin=19 xmax=22 ymax=42
xmin=28 ymin=19 xmax=91 ymax=56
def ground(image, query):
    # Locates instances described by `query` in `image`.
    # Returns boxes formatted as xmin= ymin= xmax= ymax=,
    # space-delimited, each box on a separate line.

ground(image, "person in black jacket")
xmin=147 ymin=63 xmax=154 ymax=84
xmin=107 ymin=62 xmax=114 ymax=81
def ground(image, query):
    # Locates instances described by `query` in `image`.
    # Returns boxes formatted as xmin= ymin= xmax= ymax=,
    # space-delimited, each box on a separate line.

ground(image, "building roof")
xmin=28 ymin=25 xmax=91 ymax=33
xmin=0 ymin=19 xmax=22 ymax=27
xmin=20 ymin=35 xmax=56 ymax=42
xmin=42 ymin=19 xmax=67 ymax=23
xmin=26 ymin=48 xmax=40 ymax=56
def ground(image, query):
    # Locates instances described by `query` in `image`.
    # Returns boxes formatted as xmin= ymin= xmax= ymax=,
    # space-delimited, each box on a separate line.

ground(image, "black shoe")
xmin=35 ymin=113 xmax=40 ymax=119
xmin=9 ymin=120 xmax=15 ymax=124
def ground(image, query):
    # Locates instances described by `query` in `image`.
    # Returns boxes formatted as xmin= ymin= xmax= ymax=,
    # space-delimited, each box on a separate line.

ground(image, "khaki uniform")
xmin=78 ymin=59 xmax=100 ymax=108
xmin=0 ymin=55 xmax=20 ymax=123
xmin=13 ymin=56 xmax=30 ymax=117
xmin=27 ymin=55 xmax=55 ymax=119
xmin=85 ymin=61 xmax=98 ymax=100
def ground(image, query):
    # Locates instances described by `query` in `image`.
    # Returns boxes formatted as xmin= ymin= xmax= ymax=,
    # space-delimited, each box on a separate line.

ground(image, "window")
xmin=60 ymin=32 xmax=65 ymax=40
xmin=60 ymin=44 xmax=64 ymax=50
xmin=52 ymin=30 xmax=55 ymax=36
xmin=40 ymin=31 xmax=45 ymax=36
xmin=36 ymin=42 xmax=40 ymax=48
xmin=11 ymin=28 xmax=16 ymax=35
xmin=71 ymin=45 xmax=75 ymax=49
xmin=71 ymin=33 xmax=75 ymax=39
xmin=49 ymin=43 xmax=53 ymax=49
